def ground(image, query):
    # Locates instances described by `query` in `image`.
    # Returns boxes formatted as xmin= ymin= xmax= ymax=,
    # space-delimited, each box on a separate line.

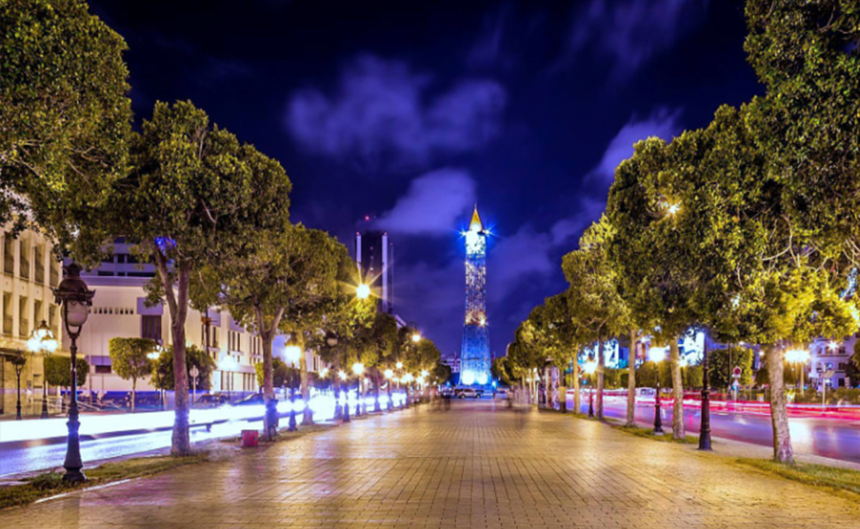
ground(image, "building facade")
xmin=354 ymin=229 xmax=394 ymax=314
xmin=0 ymin=226 xmax=64 ymax=416
xmin=459 ymin=207 xmax=491 ymax=387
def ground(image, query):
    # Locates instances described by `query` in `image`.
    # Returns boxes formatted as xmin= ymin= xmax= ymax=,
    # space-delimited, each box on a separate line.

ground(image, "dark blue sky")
xmin=92 ymin=0 xmax=760 ymax=359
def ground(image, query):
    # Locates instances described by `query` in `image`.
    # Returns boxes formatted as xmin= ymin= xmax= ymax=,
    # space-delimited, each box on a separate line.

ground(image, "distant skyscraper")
xmin=354 ymin=229 xmax=394 ymax=314
xmin=459 ymin=206 xmax=491 ymax=386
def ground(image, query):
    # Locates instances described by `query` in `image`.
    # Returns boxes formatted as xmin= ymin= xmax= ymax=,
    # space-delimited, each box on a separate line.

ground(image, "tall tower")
xmin=354 ymin=230 xmax=394 ymax=314
xmin=460 ymin=206 xmax=491 ymax=386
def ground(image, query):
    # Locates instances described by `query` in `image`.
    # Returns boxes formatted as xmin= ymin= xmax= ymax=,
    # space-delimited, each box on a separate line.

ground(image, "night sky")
xmin=91 ymin=0 xmax=761 ymax=360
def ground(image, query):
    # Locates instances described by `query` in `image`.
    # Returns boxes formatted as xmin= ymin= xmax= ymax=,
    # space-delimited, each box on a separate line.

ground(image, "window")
xmin=19 ymin=296 xmax=28 ymax=337
xmin=95 ymin=365 xmax=112 ymax=374
xmin=3 ymin=235 xmax=14 ymax=275
xmin=141 ymin=315 xmax=162 ymax=343
xmin=33 ymin=300 xmax=42 ymax=328
xmin=49 ymin=305 xmax=58 ymax=337
xmin=34 ymin=245 xmax=44 ymax=283
xmin=49 ymin=260 xmax=59 ymax=287
xmin=2 ymin=293 xmax=12 ymax=335
xmin=18 ymin=239 xmax=29 ymax=279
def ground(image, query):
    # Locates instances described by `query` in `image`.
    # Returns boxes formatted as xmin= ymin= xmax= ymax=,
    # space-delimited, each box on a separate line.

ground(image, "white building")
xmin=69 ymin=272 xmax=325 ymax=399
xmin=0 ymin=226 xmax=64 ymax=416
xmin=808 ymin=336 xmax=855 ymax=389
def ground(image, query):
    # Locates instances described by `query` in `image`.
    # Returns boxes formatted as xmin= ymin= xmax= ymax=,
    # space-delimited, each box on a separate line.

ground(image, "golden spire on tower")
xmin=469 ymin=205 xmax=483 ymax=232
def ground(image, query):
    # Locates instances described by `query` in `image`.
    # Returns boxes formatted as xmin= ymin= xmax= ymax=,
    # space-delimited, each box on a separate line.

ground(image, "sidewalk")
xmin=1 ymin=400 xmax=858 ymax=527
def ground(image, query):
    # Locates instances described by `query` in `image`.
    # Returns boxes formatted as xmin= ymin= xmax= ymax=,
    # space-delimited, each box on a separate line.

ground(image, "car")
xmin=192 ymin=394 xmax=232 ymax=408
xmin=234 ymin=393 xmax=267 ymax=406
xmin=458 ymin=388 xmax=480 ymax=399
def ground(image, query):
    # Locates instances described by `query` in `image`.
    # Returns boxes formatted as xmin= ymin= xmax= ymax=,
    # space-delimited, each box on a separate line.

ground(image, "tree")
xmin=108 ymin=338 xmax=157 ymax=413
xmin=563 ymin=217 xmax=631 ymax=422
xmin=151 ymin=345 xmax=216 ymax=393
xmin=0 ymin=0 xmax=132 ymax=260
xmin=215 ymin=225 xmax=338 ymax=438
xmin=116 ymin=100 xmax=291 ymax=455
xmin=492 ymin=356 xmax=516 ymax=387
xmin=708 ymin=346 xmax=754 ymax=390
xmin=659 ymin=104 xmax=856 ymax=462
xmin=254 ymin=358 xmax=299 ymax=390
xmin=44 ymin=355 xmax=88 ymax=395
xmin=744 ymin=1 xmax=860 ymax=270
xmin=433 ymin=362 xmax=452 ymax=385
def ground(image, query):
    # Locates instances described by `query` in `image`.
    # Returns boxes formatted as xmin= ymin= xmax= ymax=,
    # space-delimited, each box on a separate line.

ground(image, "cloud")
xmin=286 ymin=55 xmax=506 ymax=170
xmin=489 ymin=197 xmax=604 ymax=303
xmin=565 ymin=0 xmax=709 ymax=81
xmin=375 ymin=169 xmax=476 ymax=235
xmin=588 ymin=107 xmax=683 ymax=183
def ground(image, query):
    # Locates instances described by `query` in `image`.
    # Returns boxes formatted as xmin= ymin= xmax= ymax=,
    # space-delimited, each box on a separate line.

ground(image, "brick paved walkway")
xmin=2 ymin=400 xmax=859 ymax=528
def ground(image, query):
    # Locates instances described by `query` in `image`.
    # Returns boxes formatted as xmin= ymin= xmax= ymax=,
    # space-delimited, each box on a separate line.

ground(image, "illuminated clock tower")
xmin=459 ymin=206 xmax=491 ymax=387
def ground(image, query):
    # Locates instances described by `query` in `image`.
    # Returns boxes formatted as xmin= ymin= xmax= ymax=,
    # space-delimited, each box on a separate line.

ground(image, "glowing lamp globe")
xmin=356 ymin=283 xmax=371 ymax=300
xmin=285 ymin=345 xmax=302 ymax=364
xmin=338 ymin=370 xmax=347 ymax=381
xmin=583 ymin=360 xmax=597 ymax=375
xmin=384 ymin=369 xmax=394 ymax=379
xmin=412 ymin=333 xmax=421 ymax=343
xmin=461 ymin=371 xmax=475 ymax=385
xmin=53 ymin=264 xmax=94 ymax=329
xmin=396 ymin=361 xmax=403 ymax=370
xmin=320 ymin=367 xmax=330 ymax=378
xmin=27 ymin=321 xmax=58 ymax=354
xmin=352 ymin=362 xmax=365 ymax=376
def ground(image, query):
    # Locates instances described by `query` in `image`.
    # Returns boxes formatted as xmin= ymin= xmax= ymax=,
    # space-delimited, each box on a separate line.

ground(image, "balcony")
xmin=3 ymin=254 xmax=13 ymax=275
xmin=3 ymin=316 xmax=12 ymax=336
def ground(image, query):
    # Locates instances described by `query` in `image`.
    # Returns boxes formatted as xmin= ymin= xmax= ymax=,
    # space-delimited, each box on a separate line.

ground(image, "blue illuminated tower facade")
xmin=459 ymin=206 xmax=491 ymax=387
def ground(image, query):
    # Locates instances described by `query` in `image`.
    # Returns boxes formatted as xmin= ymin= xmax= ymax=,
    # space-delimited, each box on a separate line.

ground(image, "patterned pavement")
xmin=1 ymin=399 xmax=859 ymax=528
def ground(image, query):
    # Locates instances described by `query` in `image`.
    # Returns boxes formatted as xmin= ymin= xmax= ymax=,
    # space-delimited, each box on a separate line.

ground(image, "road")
xmin=0 ymin=395 xmax=398 ymax=478
xmin=587 ymin=394 xmax=860 ymax=464
xmin=2 ymin=399 xmax=858 ymax=528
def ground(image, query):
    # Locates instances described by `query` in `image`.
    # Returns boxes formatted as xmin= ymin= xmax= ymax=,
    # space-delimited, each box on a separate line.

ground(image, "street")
xmin=586 ymin=394 xmax=860 ymax=464
xmin=1 ymin=399 xmax=857 ymax=528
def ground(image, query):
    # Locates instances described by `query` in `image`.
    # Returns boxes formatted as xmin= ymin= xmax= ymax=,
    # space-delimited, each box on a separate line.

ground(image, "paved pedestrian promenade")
xmin=2 ymin=400 xmax=858 ymax=528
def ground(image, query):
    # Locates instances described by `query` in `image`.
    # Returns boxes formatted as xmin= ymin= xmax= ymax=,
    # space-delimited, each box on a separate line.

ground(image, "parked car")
xmin=439 ymin=387 xmax=455 ymax=398
xmin=193 ymin=394 xmax=232 ymax=408
xmin=234 ymin=393 xmax=267 ymax=406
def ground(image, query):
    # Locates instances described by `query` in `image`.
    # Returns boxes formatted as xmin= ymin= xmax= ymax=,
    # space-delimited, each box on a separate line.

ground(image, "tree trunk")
xmin=572 ymin=360 xmax=581 ymax=415
xmin=297 ymin=333 xmax=313 ymax=425
xmin=156 ymin=254 xmax=191 ymax=457
xmin=669 ymin=338 xmax=685 ymax=440
xmin=596 ymin=340 xmax=605 ymax=420
xmin=374 ymin=370 xmax=381 ymax=412
xmin=626 ymin=331 xmax=637 ymax=427
xmin=261 ymin=331 xmax=277 ymax=440
xmin=131 ymin=377 xmax=136 ymax=414
xmin=766 ymin=343 xmax=794 ymax=463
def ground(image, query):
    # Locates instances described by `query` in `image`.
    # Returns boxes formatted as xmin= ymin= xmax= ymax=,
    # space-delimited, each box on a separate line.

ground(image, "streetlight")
xmin=189 ymin=365 xmax=200 ymax=404
xmin=27 ymin=320 xmax=58 ymax=419
xmin=583 ymin=358 xmax=597 ymax=418
xmin=338 ymin=369 xmax=350 ymax=422
xmin=326 ymin=334 xmax=343 ymax=421
xmin=53 ymin=263 xmax=95 ymax=483
xmin=648 ymin=347 xmax=666 ymax=435
xmin=218 ymin=355 xmax=238 ymax=401
xmin=356 ymin=283 xmax=371 ymax=300
xmin=352 ymin=362 xmax=365 ymax=416
xmin=285 ymin=344 xmax=303 ymax=430
xmin=412 ymin=333 xmax=421 ymax=343
xmin=11 ymin=352 xmax=26 ymax=420
xmin=147 ymin=346 xmax=163 ymax=409
xmin=785 ymin=348 xmax=810 ymax=396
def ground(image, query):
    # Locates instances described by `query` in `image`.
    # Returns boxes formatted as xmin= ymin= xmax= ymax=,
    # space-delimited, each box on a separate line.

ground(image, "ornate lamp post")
xmin=326 ymin=335 xmax=341 ymax=420
xmin=352 ymin=362 xmax=365 ymax=416
xmin=285 ymin=343 xmax=302 ymax=431
xmin=27 ymin=320 xmax=58 ymax=418
xmin=147 ymin=346 xmax=163 ymax=409
xmin=649 ymin=347 xmax=665 ymax=435
xmin=583 ymin=358 xmax=597 ymax=418
xmin=11 ymin=352 xmax=26 ymax=420
xmin=53 ymin=263 xmax=94 ymax=483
